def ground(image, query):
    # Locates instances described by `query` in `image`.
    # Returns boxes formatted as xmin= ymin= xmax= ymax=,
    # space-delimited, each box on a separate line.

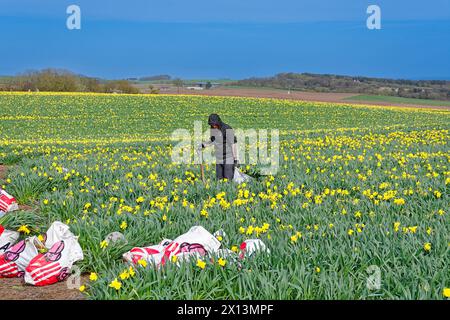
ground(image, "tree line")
xmin=232 ymin=73 xmax=450 ymax=101
xmin=0 ymin=69 xmax=140 ymax=94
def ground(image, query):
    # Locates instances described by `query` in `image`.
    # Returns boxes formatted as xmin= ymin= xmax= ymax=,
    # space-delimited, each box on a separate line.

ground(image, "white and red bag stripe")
xmin=122 ymin=239 xmax=172 ymax=265
xmin=0 ymin=189 xmax=18 ymax=213
xmin=122 ymin=226 xmax=221 ymax=267
xmin=24 ymin=222 xmax=84 ymax=286
xmin=0 ymin=238 xmax=39 ymax=278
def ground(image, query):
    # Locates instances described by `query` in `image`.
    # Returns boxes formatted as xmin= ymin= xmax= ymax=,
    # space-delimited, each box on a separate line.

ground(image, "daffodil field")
xmin=0 ymin=92 xmax=449 ymax=299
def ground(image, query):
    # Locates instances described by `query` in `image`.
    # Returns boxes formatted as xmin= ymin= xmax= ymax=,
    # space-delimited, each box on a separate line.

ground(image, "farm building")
xmin=186 ymin=82 xmax=221 ymax=90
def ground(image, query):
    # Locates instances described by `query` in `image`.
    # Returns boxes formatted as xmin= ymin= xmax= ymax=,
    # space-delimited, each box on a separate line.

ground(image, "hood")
xmin=208 ymin=114 xmax=223 ymax=127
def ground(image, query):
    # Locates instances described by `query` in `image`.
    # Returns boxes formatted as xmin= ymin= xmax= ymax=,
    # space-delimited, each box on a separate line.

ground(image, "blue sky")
xmin=1 ymin=0 xmax=450 ymax=79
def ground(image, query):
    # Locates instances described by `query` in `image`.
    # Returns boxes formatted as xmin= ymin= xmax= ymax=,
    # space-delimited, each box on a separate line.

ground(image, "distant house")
xmin=186 ymin=86 xmax=204 ymax=90
xmin=186 ymin=82 xmax=221 ymax=90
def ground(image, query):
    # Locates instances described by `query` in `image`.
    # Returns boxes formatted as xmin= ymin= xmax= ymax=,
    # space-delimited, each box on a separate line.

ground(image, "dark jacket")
xmin=207 ymin=114 xmax=237 ymax=164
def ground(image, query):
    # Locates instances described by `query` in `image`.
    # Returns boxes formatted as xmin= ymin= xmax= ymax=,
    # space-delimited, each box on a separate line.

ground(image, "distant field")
xmin=345 ymin=95 xmax=450 ymax=107
xmin=136 ymin=79 xmax=236 ymax=85
xmin=144 ymin=86 xmax=449 ymax=110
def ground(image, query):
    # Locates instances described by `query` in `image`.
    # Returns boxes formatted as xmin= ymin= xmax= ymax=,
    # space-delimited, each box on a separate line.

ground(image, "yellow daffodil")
xmin=109 ymin=278 xmax=122 ymax=290
xmin=196 ymin=259 xmax=206 ymax=269
xmin=18 ymin=225 xmax=31 ymax=235
xmin=129 ymin=266 xmax=135 ymax=277
xmin=443 ymin=288 xmax=450 ymax=298
xmin=218 ymin=258 xmax=226 ymax=267
xmin=119 ymin=270 xmax=130 ymax=280
xmin=138 ymin=259 xmax=148 ymax=267
xmin=100 ymin=240 xmax=108 ymax=249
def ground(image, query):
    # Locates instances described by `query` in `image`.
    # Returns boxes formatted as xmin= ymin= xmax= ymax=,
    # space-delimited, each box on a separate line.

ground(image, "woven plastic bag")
xmin=159 ymin=226 xmax=221 ymax=265
xmin=0 ymin=236 xmax=42 ymax=278
xmin=239 ymin=239 xmax=270 ymax=259
xmin=24 ymin=221 xmax=84 ymax=286
xmin=123 ymin=239 xmax=172 ymax=265
xmin=233 ymin=168 xmax=252 ymax=184
xmin=0 ymin=225 xmax=20 ymax=254
xmin=123 ymin=226 xmax=221 ymax=267
xmin=0 ymin=188 xmax=19 ymax=214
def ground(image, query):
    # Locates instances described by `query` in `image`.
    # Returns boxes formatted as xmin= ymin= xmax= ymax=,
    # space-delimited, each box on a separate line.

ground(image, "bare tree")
xmin=172 ymin=78 xmax=183 ymax=94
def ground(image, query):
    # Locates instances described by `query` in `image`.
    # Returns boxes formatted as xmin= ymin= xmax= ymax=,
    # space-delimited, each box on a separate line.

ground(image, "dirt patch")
xmin=18 ymin=204 xmax=34 ymax=211
xmin=0 ymin=165 xmax=8 ymax=180
xmin=191 ymin=87 xmax=356 ymax=102
xmin=151 ymin=86 xmax=450 ymax=110
xmin=0 ymin=275 xmax=89 ymax=300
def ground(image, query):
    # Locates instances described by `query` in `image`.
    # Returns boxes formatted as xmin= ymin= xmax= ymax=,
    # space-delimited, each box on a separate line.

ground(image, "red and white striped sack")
xmin=122 ymin=227 xmax=271 ymax=270
xmin=0 ymin=225 xmax=20 ymax=254
xmin=159 ymin=226 xmax=221 ymax=266
xmin=0 ymin=189 xmax=18 ymax=213
xmin=0 ymin=236 xmax=41 ymax=278
xmin=123 ymin=239 xmax=172 ymax=265
xmin=123 ymin=226 xmax=221 ymax=267
xmin=0 ymin=221 xmax=83 ymax=284
xmin=24 ymin=221 xmax=83 ymax=286
xmin=0 ymin=221 xmax=71 ymax=279
xmin=239 ymin=239 xmax=270 ymax=259
xmin=24 ymin=237 xmax=83 ymax=286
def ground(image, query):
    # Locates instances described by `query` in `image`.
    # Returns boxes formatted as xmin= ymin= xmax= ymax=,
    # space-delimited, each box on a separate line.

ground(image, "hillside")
xmin=231 ymin=73 xmax=450 ymax=101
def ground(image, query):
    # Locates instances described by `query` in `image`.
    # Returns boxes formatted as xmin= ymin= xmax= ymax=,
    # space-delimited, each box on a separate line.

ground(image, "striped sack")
xmin=0 ymin=189 xmax=18 ymax=213
xmin=0 ymin=225 xmax=20 ymax=254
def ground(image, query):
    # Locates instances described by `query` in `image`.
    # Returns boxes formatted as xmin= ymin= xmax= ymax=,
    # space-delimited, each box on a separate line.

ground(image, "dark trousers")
xmin=216 ymin=163 xmax=235 ymax=180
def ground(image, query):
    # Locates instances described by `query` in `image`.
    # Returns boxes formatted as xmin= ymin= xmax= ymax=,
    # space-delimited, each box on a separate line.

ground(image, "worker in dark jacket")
xmin=199 ymin=114 xmax=238 ymax=180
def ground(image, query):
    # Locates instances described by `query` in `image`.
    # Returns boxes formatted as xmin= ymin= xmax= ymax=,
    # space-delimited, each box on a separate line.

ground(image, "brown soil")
xmin=0 ymin=165 xmax=8 ymax=180
xmin=151 ymin=86 xmax=450 ymax=110
xmin=184 ymin=87 xmax=357 ymax=102
xmin=18 ymin=204 xmax=34 ymax=211
xmin=0 ymin=275 xmax=89 ymax=300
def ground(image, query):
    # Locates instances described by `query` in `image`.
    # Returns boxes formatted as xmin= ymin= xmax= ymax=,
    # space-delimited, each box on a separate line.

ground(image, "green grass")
xmin=345 ymin=95 xmax=450 ymax=107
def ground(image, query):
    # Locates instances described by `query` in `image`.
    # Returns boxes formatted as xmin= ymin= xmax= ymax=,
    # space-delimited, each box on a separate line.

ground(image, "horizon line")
xmin=2 ymin=69 xmax=450 ymax=82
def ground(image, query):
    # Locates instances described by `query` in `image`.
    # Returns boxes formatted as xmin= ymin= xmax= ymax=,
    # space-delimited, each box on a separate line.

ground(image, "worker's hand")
xmin=197 ymin=143 xmax=204 ymax=151
xmin=234 ymin=159 xmax=240 ymax=167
